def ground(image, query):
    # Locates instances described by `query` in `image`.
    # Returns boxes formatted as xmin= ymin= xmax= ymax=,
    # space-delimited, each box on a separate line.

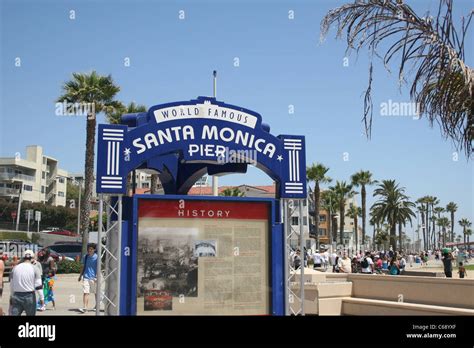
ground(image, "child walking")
xmin=43 ymin=270 xmax=56 ymax=310
xmin=458 ymin=262 xmax=467 ymax=278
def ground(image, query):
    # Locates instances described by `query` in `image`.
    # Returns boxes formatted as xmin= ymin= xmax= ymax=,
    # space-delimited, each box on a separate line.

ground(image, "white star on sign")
xmin=277 ymin=155 xmax=283 ymax=162
xmin=124 ymin=148 xmax=131 ymax=156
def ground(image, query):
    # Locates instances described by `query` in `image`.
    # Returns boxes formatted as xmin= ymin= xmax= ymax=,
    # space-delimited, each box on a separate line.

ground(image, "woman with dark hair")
xmin=39 ymin=248 xmax=56 ymax=277
xmin=389 ymin=259 xmax=400 ymax=275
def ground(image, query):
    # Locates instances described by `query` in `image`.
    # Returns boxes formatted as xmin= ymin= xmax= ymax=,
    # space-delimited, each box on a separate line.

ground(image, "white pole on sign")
xmin=212 ymin=70 xmax=219 ymax=196
xmin=298 ymin=200 xmax=305 ymax=316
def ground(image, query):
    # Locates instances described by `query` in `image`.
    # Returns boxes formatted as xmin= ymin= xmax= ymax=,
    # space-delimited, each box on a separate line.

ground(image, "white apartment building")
xmin=0 ymin=145 xmax=68 ymax=206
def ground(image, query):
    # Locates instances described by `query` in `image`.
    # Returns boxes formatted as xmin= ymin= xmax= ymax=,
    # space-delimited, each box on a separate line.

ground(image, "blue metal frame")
xmin=119 ymin=194 xmax=284 ymax=316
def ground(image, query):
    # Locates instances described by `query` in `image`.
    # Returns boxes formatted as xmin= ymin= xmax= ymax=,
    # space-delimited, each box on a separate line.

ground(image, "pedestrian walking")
xmin=442 ymin=252 xmax=453 ymax=278
xmin=78 ymin=244 xmax=98 ymax=313
xmin=9 ymin=250 xmax=40 ymax=316
xmin=31 ymin=253 xmax=45 ymax=311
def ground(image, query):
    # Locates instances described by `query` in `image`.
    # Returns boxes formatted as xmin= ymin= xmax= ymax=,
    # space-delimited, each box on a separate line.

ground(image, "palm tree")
xmin=455 ymin=235 xmax=462 ymax=243
xmin=416 ymin=197 xmax=429 ymax=250
xmin=351 ymin=170 xmax=376 ymax=247
xmin=321 ymin=0 xmax=473 ymax=157
xmin=466 ymin=229 xmax=472 ymax=248
xmin=57 ymin=71 xmax=120 ymax=256
xmin=425 ymin=196 xmax=439 ymax=249
xmin=321 ymin=189 xmax=338 ymax=243
xmin=396 ymin=200 xmax=416 ymax=252
xmin=346 ymin=205 xmax=362 ymax=252
xmin=459 ymin=219 xmax=472 ymax=246
xmin=306 ymin=164 xmax=332 ymax=247
xmin=329 ymin=181 xmax=356 ymax=245
xmin=446 ymin=202 xmax=458 ymax=243
xmin=371 ymin=180 xmax=415 ymax=250
xmin=107 ymin=102 xmax=148 ymax=194
xmin=106 ymin=101 xmax=147 ymax=124
xmin=220 ymin=187 xmax=244 ymax=197
xmin=437 ymin=217 xmax=450 ymax=247
xmin=433 ymin=206 xmax=445 ymax=248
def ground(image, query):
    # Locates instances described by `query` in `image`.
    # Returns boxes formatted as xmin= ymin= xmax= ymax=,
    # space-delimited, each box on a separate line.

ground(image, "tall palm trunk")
xmin=398 ymin=223 xmax=403 ymax=251
xmin=354 ymin=214 xmax=358 ymax=252
xmin=361 ymin=185 xmax=366 ymax=245
xmin=333 ymin=215 xmax=338 ymax=244
xmin=421 ymin=210 xmax=426 ymax=250
xmin=327 ymin=210 xmax=332 ymax=243
xmin=450 ymin=211 xmax=455 ymax=243
xmin=426 ymin=206 xmax=431 ymax=249
xmin=432 ymin=206 xmax=436 ymax=248
xmin=314 ymin=182 xmax=320 ymax=246
xmin=442 ymin=227 xmax=446 ymax=247
xmin=339 ymin=202 xmax=344 ymax=245
xmin=80 ymin=113 xmax=96 ymax=257
xmin=389 ymin=222 xmax=396 ymax=250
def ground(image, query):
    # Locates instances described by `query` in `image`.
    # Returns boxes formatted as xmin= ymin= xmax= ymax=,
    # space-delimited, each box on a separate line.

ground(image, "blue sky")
xmin=1 ymin=0 xmax=473 ymax=239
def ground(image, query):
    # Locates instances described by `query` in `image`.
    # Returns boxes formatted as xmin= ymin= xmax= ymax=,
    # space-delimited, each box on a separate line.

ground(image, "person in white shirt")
xmin=322 ymin=250 xmax=329 ymax=270
xmin=360 ymin=251 xmax=374 ymax=274
xmin=10 ymin=250 xmax=40 ymax=316
xmin=32 ymin=254 xmax=45 ymax=311
xmin=337 ymin=251 xmax=352 ymax=273
xmin=331 ymin=252 xmax=337 ymax=272
xmin=313 ymin=251 xmax=322 ymax=269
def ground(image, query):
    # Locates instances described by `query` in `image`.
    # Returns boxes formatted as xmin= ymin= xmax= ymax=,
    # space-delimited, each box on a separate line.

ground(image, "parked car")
xmin=40 ymin=227 xmax=60 ymax=233
xmin=48 ymin=242 xmax=82 ymax=261
xmin=37 ymin=247 xmax=74 ymax=262
xmin=46 ymin=229 xmax=79 ymax=237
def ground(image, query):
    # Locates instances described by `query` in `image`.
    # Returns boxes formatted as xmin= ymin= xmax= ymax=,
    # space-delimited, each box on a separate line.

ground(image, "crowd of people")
xmin=0 ymin=243 xmax=98 ymax=316
xmin=290 ymin=246 xmax=471 ymax=278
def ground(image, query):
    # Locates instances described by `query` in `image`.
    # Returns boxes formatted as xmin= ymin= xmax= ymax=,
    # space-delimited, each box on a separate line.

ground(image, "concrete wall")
xmin=347 ymin=274 xmax=474 ymax=309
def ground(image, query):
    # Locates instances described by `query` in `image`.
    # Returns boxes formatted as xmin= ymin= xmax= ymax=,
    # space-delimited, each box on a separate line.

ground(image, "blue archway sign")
xmin=96 ymin=96 xmax=306 ymax=198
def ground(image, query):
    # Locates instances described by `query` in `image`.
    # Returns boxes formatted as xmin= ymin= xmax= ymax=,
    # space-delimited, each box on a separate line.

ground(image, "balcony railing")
xmin=0 ymin=173 xmax=35 ymax=182
xmin=0 ymin=187 xmax=20 ymax=195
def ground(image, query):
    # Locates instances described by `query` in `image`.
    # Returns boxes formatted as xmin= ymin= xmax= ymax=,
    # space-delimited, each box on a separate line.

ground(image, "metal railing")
xmin=0 ymin=173 xmax=35 ymax=182
xmin=0 ymin=187 xmax=20 ymax=195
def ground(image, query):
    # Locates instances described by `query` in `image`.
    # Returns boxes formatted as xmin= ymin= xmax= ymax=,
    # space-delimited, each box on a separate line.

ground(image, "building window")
xmin=6 ymin=184 xmax=12 ymax=188
xmin=291 ymin=217 xmax=299 ymax=225
xmin=58 ymin=177 xmax=65 ymax=183
xmin=14 ymin=184 xmax=21 ymax=189
xmin=58 ymin=191 xmax=65 ymax=197
xmin=142 ymin=182 xmax=150 ymax=189
xmin=43 ymin=157 xmax=47 ymax=165
xmin=23 ymin=185 xmax=33 ymax=191
xmin=319 ymin=214 xmax=327 ymax=222
xmin=303 ymin=200 xmax=307 ymax=206
xmin=303 ymin=216 xmax=308 ymax=225
xmin=319 ymin=228 xmax=327 ymax=236
xmin=0 ymin=183 xmax=4 ymax=187
xmin=42 ymin=172 xmax=46 ymax=179
xmin=7 ymin=168 xmax=14 ymax=173
xmin=41 ymin=186 xmax=45 ymax=193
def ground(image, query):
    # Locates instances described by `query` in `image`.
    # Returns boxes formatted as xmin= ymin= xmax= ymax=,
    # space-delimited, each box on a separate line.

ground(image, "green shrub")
xmin=56 ymin=259 xmax=81 ymax=274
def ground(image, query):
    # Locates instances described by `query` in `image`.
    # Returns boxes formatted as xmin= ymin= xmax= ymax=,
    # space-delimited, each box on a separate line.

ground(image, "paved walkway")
xmin=1 ymin=274 xmax=102 ymax=316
